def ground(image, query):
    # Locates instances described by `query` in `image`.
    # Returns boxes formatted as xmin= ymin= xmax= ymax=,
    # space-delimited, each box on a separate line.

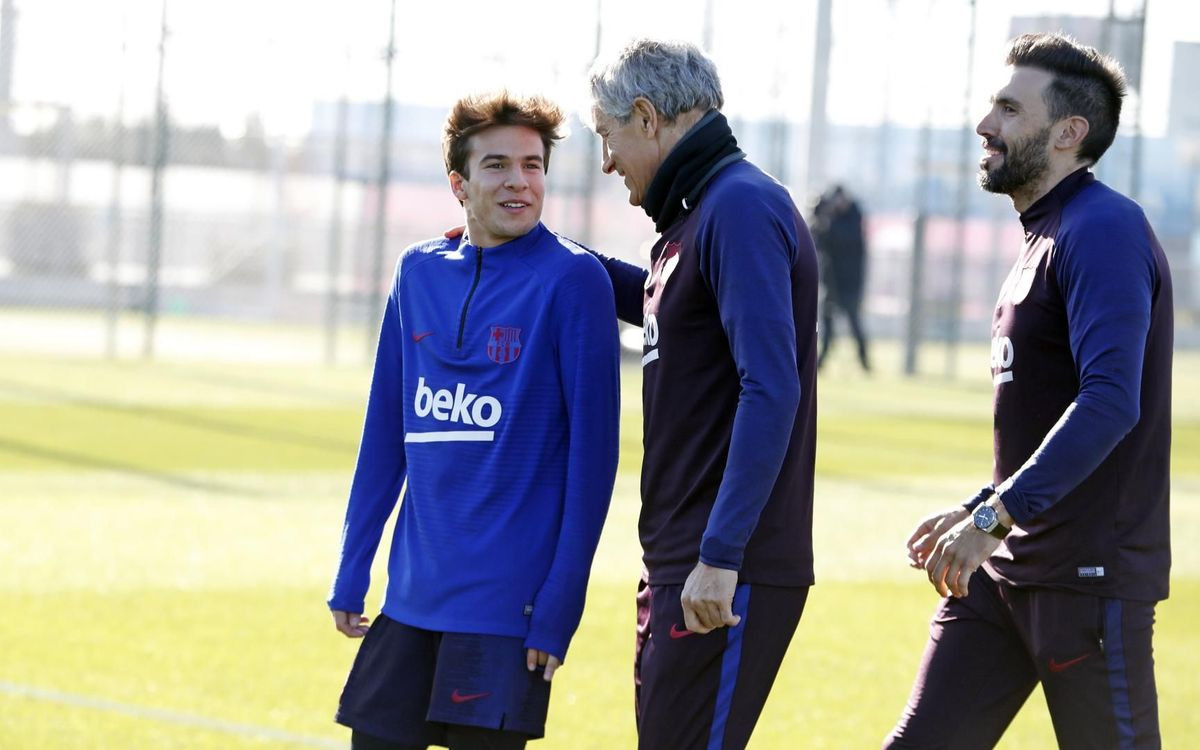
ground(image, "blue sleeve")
xmin=995 ymin=213 xmax=1155 ymax=523
xmin=327 ymin=270 xmax=407 ymax=614
xmin=523 ymin=258 xmax=621 ymax=660
xmin=696 ymin=191 xmax=804 ymax=570
xmin=589 ymin=249 xmax=648 ymax=325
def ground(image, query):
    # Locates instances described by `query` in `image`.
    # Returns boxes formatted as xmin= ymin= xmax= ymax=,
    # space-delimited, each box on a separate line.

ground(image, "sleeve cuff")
xmin=698 ymin=538 xmax=743 ymax=572
xmin=961 ymin=484 xmax=995 ymax=512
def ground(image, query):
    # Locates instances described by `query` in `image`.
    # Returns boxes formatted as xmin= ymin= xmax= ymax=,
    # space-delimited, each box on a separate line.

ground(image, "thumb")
xmin=720 ymin=600 xmax=741 ymax=627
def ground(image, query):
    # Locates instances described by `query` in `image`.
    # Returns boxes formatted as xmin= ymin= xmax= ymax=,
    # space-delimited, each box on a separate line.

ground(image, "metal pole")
xmin=1097 ymin=0 xmax=1117 ymax=186
xmin=143 ymin=0 xmax=169 ymax=359
xmin=105 ymin=8 xmax=129 ymax=359
xmin=806 ymin=0 xmax=832 ymax=199
xmin=579 ymin=0 xmax=602 ymax=248
xmin=875 ymin=0 xmax=896 ymax=212
xmin=324 ymin=83 xmax=349 ymax=365
xmin=904 ymin=0 xmax=937 ymax=377
xmin=944 ymin=0 xmax=977 ymax=379
xmin=702 ymin=0 xmax=714 ymax=52
xmin=1129 ymin=0 xmax=1148 ymax=202
xmin=905 ymin=211 xmax=927 ymax=376
xmin=0 ymin=0 xmax=16 ymax=141
xmin=366 ymin=0 xmax=397 ymax=359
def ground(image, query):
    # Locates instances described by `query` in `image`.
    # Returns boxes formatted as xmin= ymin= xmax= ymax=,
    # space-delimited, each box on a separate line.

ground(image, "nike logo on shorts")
xmin=450 ymin=689 xmax=491 ymax=703
xmin=668 ymin=623 xmax=696 ymax=639
xmin=1048 ymin=654 xmax=1090 ymax=673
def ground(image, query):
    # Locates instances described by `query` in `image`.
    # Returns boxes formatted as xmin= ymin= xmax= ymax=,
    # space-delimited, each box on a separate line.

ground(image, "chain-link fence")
xmin=1 ymin=0 xmax=1196 ymax=367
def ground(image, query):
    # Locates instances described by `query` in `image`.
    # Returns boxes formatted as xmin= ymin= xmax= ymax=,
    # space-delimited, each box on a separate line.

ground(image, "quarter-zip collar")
xmin=1019 ymin=167 xmax=1093 ymax=234
xmin=460 ymin=222 xmax=550 ymax=258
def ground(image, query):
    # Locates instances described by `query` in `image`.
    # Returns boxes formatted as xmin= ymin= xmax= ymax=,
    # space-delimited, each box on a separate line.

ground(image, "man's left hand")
xmin=680 ymin=561 xmax=741 ymax=634
xmin=923 ymin=517 xmax=1002 ymax=598
xmin=526 ymin=648 xmax=562 ymax=682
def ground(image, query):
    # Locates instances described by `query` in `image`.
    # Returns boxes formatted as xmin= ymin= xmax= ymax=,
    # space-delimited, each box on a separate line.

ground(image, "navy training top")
xmin=981 ymin=168 xmax=1173 ymax=602
xmin=602 ymin=159 xmax=819 ymax=586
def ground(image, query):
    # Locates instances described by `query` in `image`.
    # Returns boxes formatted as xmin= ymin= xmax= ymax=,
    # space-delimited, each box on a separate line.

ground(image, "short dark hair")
xmin=1006 ymin=32 xmax=1127 ymax=165
xmin=442 ymin=92 xmax=565 ymax=177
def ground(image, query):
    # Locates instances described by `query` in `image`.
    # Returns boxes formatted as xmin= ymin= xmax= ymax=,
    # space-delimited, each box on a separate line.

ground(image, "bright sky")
xmin=8 ymin=0 xmax=1200 ymax=139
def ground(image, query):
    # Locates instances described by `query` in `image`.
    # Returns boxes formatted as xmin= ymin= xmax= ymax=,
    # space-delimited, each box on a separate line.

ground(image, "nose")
xmin=601 ymin=142 xmax=615 ymax=174
xmin=503 ymin=165 xmax=528 ymax=190
xmin=976 ymin=109 xmax=996 ymax=139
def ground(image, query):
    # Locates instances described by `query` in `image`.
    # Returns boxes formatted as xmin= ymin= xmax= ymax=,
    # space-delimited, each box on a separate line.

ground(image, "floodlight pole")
xmin=805 ymin=0 xmax=832 ymax=199
xmin=324 ymin=82 xmax=349 ymax=366
xmin=366 ymin=0 xmax=397 ymax=360
xmin=105 ymin=8 xmax=129 ymax=359
xmin=1129 ymin=0 xmax=1148 ymax=202
xmin=944 ymin=0 xmax=978 ymax=379
xmin=143 ymin=0 xmax=169 ymax=359
xmin=0 ymin=0 xmax=15 ymax=142
xmin=579 ymin=0 xmax=602 ymax=248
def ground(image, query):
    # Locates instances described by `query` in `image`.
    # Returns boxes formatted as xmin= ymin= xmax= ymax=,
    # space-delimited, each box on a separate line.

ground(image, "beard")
xmin=977 ymin=124 xmax=1053 ymax=195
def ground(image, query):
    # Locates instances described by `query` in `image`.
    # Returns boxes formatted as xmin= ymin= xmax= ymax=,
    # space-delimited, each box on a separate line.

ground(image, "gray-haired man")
xmin=587 ymin=39 xmax=820 ymax=750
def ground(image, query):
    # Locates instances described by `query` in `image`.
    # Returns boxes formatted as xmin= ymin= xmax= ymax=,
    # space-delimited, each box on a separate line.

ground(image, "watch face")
xmin=973 ymin=505 xmax=997 ymax=531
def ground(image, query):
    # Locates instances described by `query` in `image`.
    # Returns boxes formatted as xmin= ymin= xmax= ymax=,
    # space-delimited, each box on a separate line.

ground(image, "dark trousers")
xmin=635 ymin=579 xmax=809 ymax=750
xmin=884 ymin=570 xmax=1160 ymax=749
xmin=818 ymin=290 xmax=869 ymax=371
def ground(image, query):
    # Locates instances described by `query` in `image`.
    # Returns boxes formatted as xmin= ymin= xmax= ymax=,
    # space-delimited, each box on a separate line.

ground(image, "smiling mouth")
xmin=499 ymin=202 xmax=529 ymax=209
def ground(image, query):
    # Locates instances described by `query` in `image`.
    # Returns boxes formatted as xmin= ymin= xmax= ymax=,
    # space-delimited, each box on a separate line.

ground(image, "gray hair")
xmin=588 ymin=39 xmax=724 ymax=124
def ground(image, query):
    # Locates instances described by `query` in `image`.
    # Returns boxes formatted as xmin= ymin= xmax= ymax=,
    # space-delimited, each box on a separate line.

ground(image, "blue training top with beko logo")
xmin=327 ymin=222 xmax=621 ymax=661
xmin=982 ymin=168 xmax=1173 ymax=602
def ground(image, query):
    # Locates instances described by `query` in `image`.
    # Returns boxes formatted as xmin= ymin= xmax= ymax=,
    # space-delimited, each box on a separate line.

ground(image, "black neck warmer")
xmin=642 ymin=110 xmax=745 ymax=233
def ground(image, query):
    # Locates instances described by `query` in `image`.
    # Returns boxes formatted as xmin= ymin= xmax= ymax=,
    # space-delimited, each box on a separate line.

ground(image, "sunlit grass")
xmin=1 ymin=342 xmax=1197 ymax=748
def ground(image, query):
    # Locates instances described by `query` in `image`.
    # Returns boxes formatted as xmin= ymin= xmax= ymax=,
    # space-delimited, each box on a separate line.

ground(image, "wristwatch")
xmin=972 ymin=503 xmax=1010 ymax=540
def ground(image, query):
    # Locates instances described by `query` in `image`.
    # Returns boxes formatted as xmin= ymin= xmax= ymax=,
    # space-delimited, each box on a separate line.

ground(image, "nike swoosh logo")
xmin=668 ymin=624 xmax=695 ymax=639
xmin=412 ymin=331 xmax=434 ymax=342
xmin=1048 ymin=654 xmax=1090 ymax=673
xmin=450 ymin=689 xmax=491 ymax=703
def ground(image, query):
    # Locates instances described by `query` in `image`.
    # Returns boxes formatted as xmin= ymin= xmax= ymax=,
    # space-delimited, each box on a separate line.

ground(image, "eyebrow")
xmin=990 ymin=95 xmax=1020 ymax=109
xmin=480 ymin=153 xmax=544 ymax=162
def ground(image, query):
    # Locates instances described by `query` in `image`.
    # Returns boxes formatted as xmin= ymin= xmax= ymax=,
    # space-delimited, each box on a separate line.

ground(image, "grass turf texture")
xmin=1 ymin=341 xmax=1197 ymax=748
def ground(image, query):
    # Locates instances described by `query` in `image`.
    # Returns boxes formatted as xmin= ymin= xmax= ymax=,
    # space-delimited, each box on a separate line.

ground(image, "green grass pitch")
xmin=0 ymin=340 xmax=1197 ymax=748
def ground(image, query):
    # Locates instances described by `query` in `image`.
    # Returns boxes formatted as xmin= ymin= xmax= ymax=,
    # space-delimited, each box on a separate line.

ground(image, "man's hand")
xmin=923 ymin=516 xmax=1002 ymax=598
xmin=444 ymin=225 xmax=465 ymax=239
xmin=332 ymin=610 xmax=370 ymax=638
xmin=906 ymin=507 xmax=970 ymax=569
xmin=680 ymin=561 xmax=741 ymax=634
xmin=526 ymin=649 xmax=562 ymax=682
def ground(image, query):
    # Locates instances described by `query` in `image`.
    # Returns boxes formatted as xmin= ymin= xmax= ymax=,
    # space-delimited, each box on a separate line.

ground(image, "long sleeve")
xmin=995 ymin=214 xmax=1155 ymax=524
xmin=523 ymin=259 xmax=621 ymax=661
xmin=327 ymin=276 xmax=408 ymax=615
xmin=695 ymin=191 xmax=804 ymax=570
xmin=589 ymin=249 xmax=648 ymax=325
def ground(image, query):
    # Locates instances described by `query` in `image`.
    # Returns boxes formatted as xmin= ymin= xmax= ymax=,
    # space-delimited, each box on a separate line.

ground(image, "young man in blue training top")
xmin=327 ymin=92 xmax=620 ymax=750
xmin=587 ymin=40 xmax=820 ymax=750
xmin=886 ymin=33 xmax=1173 ymax=749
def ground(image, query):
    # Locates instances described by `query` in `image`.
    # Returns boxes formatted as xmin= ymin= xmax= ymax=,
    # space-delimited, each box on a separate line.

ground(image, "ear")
xmin=1054 ymin=115 xmax=1090 ymax=154
xmin=630 ymin=97 xmax=660 ymax=138
xmin=448 ymin=171 xmax=468 ymax=202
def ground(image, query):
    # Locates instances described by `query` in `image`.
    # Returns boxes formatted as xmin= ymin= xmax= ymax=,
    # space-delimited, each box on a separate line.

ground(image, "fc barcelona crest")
xmin=487 ymin=326 xmax=522 ymax=364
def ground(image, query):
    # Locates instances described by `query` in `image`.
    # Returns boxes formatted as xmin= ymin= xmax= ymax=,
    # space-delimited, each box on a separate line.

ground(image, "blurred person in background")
xmin=887 ymin=33 xmax=1173 ymax=749
xmin=327 ymin=91 xmax=620 ymax=750
xmin=811 ymin=185 xmax=871 ymax=372
xmin=587 ymin=39 xmax=819 ymax=750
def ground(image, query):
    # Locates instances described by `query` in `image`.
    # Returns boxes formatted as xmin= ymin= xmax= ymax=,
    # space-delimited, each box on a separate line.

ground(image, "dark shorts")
xmin=884 ymin=570 xmax=1159 ymax=750
xmin=336 ymin=614 xmax=552 ymax=746
xmin=634 ymin=578 xmax=809 ymax=750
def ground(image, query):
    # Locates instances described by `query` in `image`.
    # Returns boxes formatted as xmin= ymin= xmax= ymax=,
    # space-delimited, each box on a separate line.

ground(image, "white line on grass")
xmin=0 ymin=681 xmax=345 ymax=748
